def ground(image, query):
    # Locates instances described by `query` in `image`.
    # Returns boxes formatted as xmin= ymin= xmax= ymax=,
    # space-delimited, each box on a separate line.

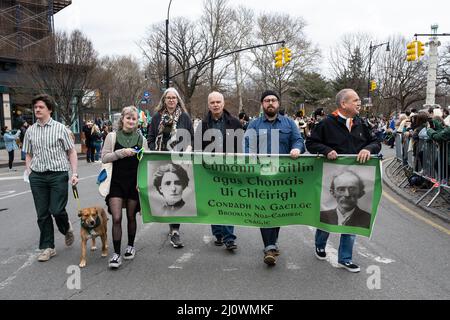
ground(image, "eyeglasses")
xmin=263 ymin=98 xmax=278 ymax=104
xmin=165 ymin=96 xmax=177 ymax=101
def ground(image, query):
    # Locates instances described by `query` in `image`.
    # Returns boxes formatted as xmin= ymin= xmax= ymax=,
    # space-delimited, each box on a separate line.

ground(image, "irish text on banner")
xmin=137 ymin=153 xmax=382 ymax=237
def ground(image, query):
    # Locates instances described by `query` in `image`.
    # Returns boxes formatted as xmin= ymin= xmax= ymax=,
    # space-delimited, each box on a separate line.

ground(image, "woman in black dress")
xmin=102 ymin=106 xmax=147 ymax=269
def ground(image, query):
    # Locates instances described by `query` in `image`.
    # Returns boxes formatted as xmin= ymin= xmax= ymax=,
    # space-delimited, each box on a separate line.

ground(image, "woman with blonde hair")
xmin=102 ymin=106 xmax=148 ymax=269
xmin=91 ymin=124 xmax=103 ymax=162
xmin=147 ymin=88 xmax=193 ymax=248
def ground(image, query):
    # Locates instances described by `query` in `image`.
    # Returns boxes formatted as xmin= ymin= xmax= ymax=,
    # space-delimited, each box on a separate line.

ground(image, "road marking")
xmin=0 ymin=177 xmax=22 ymax=181
xmin=0 ymin=191 xmax=15 ymax=197
xmin=0 ymin=251 xmax=39 ymax=291
xmin=382 ymin=191 xmax=450 ymax=236
xmin=286 ymin=262 xmax=301 ymax=270
xmin=203 ymin=235 xmax=213 ymax=244
xmin=356 ymin=245 xmax=395 ymax=264
xmin=0 ymin=175 xmax=97 ymax=201
xmin=169 ymin=251 xmax=195 ymax=269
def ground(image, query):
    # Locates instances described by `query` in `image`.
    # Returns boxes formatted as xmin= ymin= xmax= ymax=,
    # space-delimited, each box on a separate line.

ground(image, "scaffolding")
xmin=0 ymin=0 xmax=71 ymax=59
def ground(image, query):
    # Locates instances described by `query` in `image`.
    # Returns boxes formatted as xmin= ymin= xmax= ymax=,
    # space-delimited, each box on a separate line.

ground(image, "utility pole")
xmin=165 ymin=0 xmax=173 ymax=90
xmin=425 ymin=24 xmax=441 ymax=107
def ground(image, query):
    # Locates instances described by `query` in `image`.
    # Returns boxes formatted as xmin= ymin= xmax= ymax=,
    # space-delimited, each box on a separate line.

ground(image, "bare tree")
xmin=201 ymin=0 xmax=235 ymax=91
xmin=22 ymin=30 xmax=98 ymax=126
xmin=375 ymin=35 xmax=427 ymax=112
xmin=141 ymin=17 xmax=210 ymax=113
xmin=250 ymin=13 xmax=320 ymax=110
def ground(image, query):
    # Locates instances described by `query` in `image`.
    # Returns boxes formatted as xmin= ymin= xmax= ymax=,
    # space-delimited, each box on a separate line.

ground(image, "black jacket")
xmin=195 ymin=109 xmax=243 ymax=153
xmin=306 ymin=113 xmax=381 ymax=156
xmin=147 ymin=111 xmax=193 ymax=151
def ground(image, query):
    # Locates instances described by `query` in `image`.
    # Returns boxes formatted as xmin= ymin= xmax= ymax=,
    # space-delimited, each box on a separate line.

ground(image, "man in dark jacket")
xmin=195 ymin=91 xmax=243 ymax=251
xmin=306 ymin=88 xmax=381 ymax=273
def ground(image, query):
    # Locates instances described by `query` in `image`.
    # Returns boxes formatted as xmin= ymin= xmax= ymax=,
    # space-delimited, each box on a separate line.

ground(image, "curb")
xmin=0 ymin=153 xmax=87 ymax=169
xmin=382 ymin=159 xmax=450 ymax=224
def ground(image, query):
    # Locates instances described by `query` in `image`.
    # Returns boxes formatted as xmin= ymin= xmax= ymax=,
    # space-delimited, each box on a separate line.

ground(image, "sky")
xmin=54 ymin=0 xmax=450 ymax=75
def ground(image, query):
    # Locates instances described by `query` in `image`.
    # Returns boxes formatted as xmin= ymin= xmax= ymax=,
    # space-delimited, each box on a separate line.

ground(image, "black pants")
xmin=29 ymin=171 xmax=71 ymax=249
xmin=8 ymin=150 xmax=14 ymax=169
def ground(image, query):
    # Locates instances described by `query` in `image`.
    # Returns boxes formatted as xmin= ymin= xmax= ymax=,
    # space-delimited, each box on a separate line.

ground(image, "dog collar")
xmin=80 ymin=216 xmax=101 ymax=231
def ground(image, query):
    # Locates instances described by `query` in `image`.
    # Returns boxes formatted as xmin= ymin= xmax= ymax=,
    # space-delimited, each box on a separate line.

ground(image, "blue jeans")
xmin=315 ymin=229 xmax=355 ymax=264
xmin=260 ymin=227 xmax=280 ymax=252
xmin=92 ymin=141 xmax=102 ymax=161
xmin=211 ymin=225 xmax=236 ymax=243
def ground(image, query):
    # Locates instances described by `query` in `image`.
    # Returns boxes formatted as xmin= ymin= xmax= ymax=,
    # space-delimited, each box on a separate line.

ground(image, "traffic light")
xmin=406 ymin=41 xmax=417 ymax=62
xmin=417 ymin=41 xmax=425 ymax=58
xmin=275 ymin=48 xmax=283 ymax=68
xmin=370 ymin=80 xmax=377 ymax=92
xmin=284 ymin=47 xmax=292 ymax=64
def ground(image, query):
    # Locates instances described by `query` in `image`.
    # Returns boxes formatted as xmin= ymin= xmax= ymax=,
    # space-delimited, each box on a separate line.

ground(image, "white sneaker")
xmin=108 ymin=253 xmax=122 ymax=269
xmin=38 ymin=248 xmax=56 ymax=262
xmin=124 ymin=246 xmax=135 ymax=260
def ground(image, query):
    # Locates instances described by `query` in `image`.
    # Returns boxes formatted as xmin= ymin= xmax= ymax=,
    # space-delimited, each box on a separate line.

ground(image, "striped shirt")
xmin=22 ymin=118 xmax=75 ymax=172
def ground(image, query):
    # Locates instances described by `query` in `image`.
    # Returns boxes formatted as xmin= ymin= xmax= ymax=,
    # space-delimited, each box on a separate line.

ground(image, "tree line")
xmin=17 ymin=0 xmax=450 ymax=126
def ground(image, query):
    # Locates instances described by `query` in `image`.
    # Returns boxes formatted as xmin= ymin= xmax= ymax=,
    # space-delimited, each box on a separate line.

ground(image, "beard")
xmin=264 ymin=106 xmax=278 ymax=117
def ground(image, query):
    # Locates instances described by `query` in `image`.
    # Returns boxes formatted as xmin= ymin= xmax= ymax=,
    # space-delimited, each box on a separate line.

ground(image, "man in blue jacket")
xmin=244 ymin=90 xmax=305 ymax=266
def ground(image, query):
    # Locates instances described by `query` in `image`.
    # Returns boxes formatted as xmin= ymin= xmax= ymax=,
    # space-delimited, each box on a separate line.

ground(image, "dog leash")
xmin=72 ymin=185 xmax=81 ymax=212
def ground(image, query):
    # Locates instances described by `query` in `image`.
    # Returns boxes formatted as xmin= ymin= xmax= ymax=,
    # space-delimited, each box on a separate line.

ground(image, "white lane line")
xmin=0 ymin=251 xmax=40 ymax=291
xmin=169 ymin=251 xmax=195 ymax=269
xmin=356 ymin=245 xmax=395 ymax=264
xmin=0 ymin=191 xmax=15 ymax=197
xmin=223 ymin=268 xmax=239 ymax=272
xmin=0 ymin=177 xmax=22 ymax=181
xmin=203 ymin=235 xmax=213 ymax=244
xmin=0 ymin=175 xmax=97 ymax=200
xmin=286 ymin=262 xmax=301 ymax=270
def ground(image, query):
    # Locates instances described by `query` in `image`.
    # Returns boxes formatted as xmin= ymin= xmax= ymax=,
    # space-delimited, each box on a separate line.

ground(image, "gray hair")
xmin=208 ymin=91 xmax=224 ymax=102
xmin=336 ymin=89 xmax=355 ymax=108
xmin=330 ymin=170 xmax=365 ymax=197
xmin=117 ymin=106 xmax=139 ymax=131
xmin=155 ymin=88 xmax=188 ymax=113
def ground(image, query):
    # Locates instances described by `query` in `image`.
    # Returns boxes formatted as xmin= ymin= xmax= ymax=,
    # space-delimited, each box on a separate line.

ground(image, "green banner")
xmin=138 ymin=153 xmax=382 ymax=237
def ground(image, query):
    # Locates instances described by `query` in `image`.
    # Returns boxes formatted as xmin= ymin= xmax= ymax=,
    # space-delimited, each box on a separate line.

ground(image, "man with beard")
xmin=244 ymin=90 xmax=305 ymax=266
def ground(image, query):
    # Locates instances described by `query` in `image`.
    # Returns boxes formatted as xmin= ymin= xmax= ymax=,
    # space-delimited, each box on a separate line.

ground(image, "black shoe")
xmin=214 ymin=237 xmax=224 ymax=246
xmin=108 ymin=253 xmax=122 ymax=269
xmin=315 ymin=247 xmax=326 ymax=260
xmin=225 ymin=241 xmax=237 ymax=251
xmin=338 ymin=261 xmax=360 ymax=273
xmin=169 ymin=232 xmax=184 ymax=248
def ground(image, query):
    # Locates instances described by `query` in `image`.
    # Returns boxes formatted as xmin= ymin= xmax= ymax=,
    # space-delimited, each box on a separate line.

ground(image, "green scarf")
xmin=116 ymin=130 xmax=140 ymax=148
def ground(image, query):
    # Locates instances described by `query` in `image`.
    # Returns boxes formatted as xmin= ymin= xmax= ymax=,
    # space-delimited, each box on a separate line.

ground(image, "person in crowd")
xmin=238 ymin=112 xmax=249 ymax=131
xmin=195 ymin=91 xmax=242 ymax=251
xmin=91 ymin=124 xmax=103 ymax=163
xmin=306 ymin=88 xmax=381 ymax=273
xmin=147 ymin=88 xmax=194 ymax=248
xmin=22 ymin=94 xmax=78 ymax=262
xmin=2 ymin=126 xmax=20 ymax=171
xmin=82 ymin=120 xmax=94 ymax=163
xmin=19 ymin=121 xmax=29 ymax=161
xmin=244 ymin=90 xmax=305 ymax=266
xmin=102 ymin=106 xmax=148 ymax=269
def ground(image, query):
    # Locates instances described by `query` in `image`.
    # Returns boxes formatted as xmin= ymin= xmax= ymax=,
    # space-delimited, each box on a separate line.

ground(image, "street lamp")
xmin=165 ymin=0 xmax=173 ymax=90
xmin=367 ymin=41 xmax=390 ymax=103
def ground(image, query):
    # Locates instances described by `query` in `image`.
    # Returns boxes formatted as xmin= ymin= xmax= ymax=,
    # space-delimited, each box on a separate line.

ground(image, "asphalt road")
xmin=0 ymin=148 xmax=449 ymax=300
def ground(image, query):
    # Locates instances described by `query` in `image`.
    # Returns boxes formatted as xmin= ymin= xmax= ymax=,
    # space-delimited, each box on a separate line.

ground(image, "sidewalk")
xmin=0 ymin=144 xmax=86 ymax=169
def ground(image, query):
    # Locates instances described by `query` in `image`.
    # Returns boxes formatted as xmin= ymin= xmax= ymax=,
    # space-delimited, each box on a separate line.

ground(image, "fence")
xmin=386 ymin=132 xmax=449 ymax=207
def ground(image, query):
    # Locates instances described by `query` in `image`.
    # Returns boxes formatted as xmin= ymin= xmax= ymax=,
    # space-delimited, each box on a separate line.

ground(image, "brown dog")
xmin=78 ymin=207 xmax=108 ymax=268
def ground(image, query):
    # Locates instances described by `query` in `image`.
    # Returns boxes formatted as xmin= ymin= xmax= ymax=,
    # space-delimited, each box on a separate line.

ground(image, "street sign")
xmin=141 ymin=99 xmax=148 ymax=105
xmin=144 ymin=91 xmax=150 ymax=98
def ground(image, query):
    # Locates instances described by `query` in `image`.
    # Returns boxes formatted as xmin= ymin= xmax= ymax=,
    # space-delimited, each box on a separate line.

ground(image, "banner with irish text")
xmin=137 ymin=153 xmax=382 ymax=237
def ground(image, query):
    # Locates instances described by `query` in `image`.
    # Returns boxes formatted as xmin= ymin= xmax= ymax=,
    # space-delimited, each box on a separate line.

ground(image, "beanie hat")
xmin=260 ymin=90 xmax=280 ymax=103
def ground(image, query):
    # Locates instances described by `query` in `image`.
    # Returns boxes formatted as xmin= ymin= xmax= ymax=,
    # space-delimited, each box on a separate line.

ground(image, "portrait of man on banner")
xmin=320 ymin=163 xmax=375 ymax=229
xmin=148 ymin=161 xmax=197 ymax=217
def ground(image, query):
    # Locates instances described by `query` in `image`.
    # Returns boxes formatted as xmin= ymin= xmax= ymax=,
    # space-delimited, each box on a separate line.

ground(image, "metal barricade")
xmin=387 ymin=133 xmax=404 ymax=170
xmin=415 ymin=139 xmax=450 ymax=207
